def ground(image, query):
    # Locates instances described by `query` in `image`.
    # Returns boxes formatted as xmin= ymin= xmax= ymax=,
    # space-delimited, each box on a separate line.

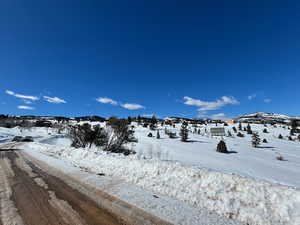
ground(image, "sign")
xmin=210 ymin=127 xmax=225 ymax=136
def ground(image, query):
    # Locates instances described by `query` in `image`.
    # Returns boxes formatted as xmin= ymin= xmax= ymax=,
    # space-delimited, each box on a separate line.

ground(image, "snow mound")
xmin=23 ymin=142 xmax=300 ymax=225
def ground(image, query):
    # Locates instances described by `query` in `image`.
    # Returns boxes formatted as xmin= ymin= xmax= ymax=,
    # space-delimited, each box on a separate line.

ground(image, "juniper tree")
xmin=180 ymin=121 xmax=189 ymax=142
xmin=252 ymin=132 xmax=261 ymax=148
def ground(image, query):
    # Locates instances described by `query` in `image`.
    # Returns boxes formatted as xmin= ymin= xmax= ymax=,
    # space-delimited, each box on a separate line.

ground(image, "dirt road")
xmin=0 ymin=143 xmax=126 ymax=225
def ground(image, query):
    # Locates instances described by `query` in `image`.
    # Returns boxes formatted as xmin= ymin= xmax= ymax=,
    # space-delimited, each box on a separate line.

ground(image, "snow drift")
xmin=23 ymin=142 xmax=300 ymax=225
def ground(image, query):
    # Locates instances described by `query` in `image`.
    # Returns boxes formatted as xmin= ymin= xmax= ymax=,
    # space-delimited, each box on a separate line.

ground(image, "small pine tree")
xmin=278 ymin=134 xmax=283 ymax=139
xmin=151 ymin=115 xmax=157 ymax=126
xmin=127 ymin=116 xmax=132 ymax=124
xmin=263 ymin=128 xmax=268 ymax=133
xmin=137 ymin=115 xmax=141 ymax=125
xmin=298 ymin=135 xmax=300 ymax=142
xmin=291 ymin=120 xmax=298 ymax=134
xmin=238 ymin=122 xmax=242 ymax=131
xmin=232 ymin=127 xmax=237 ymax=133
xmin=180 ymin=121 xmax=189 ymax=142
xmin=263 ymin=138 xmax=268 ymax=143
xmin=216 ymin=140 xmax=228 ymax=153
xmin=156 ymin=130 xmax=160 ymax=139
xmin=147 ymin=132 xmax=153 ymax=137
xmin=288 ymin=136 xmax=293 ymax=141
xmin=252 ymin=132 xmax=261 ymax=148
xmin=197 ymin=129 xmax=201 ymax=135
xmin=246 ymin=124 xmax=252 ymax=134
xmin=227 ymin=131 xmax=232 ymax=137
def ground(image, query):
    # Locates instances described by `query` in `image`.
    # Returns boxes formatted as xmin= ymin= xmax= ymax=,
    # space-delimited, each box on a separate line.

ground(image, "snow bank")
xmin=23 ymin=142 xmax=300 ymax=225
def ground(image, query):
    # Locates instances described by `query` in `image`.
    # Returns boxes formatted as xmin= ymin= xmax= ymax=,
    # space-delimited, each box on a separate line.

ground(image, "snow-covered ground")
xmin=1 ymin=122 xmax=300 ymax=225
xmin=134 ymin=123 xmax=300 ymax=187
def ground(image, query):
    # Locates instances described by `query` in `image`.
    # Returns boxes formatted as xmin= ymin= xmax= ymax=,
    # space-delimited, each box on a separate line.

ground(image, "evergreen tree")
xmin=127 ymin=116 xmax=132 ymax=124
xmin=252 ymin=132 xmax=261 ymax=148
xmin=216 ymin=140 xmax=228 ymax=153
xmin=238 ymin=122 xmax=242 ymax=131
xmin=180 ymin=121 xmax=189 ymax=142
xmin=151 ymin=115 xmax=157 ymax=125
xmin=247 ymin=123 xmax=252 ymax=134
xmin=263 ymin=138 xmax=268 ymax=143
xmin=298 ymin=135 xmax=300 ymax=142
xmin=150 ymin=115 xmax=157 ymax=130
xmin=156 ymin=130 xmax=160 ymax=139
xmin=137 ymin=115 xmax=141 ymax=125
xmin=263 ymin=128 xmax=268 ymax=133
xmin=291 ymin=120 xmax=298 ymax=134
xmin=278 ymin=134 xmax=283 ymax=139
xmin=227 ymin=131 xmax=232 ymax=137
xmin=232 ymin=126 xmax=237 ymax=133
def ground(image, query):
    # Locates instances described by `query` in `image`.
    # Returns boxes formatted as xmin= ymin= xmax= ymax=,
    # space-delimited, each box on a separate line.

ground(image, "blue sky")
xmin=0 ymin=0 xmax=299 ymax=119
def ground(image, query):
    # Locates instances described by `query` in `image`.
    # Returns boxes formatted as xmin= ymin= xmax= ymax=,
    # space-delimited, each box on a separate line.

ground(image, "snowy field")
xmin=1 ymin=122 xmax=300 ymax=225
xmin=134 ymin=123 xmax=300 ymax=187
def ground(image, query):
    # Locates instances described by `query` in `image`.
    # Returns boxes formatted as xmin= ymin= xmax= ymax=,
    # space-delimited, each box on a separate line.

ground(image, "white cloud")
xmin=43 ymin=96 xmax=66 ymax=104
xmin=183 ymin=96 xmax=239 ymax=111
xmin=248 ymin=94 xmax=257 ymax=100
xmin=121 ymin=103 xmax=144 ymax=110
xmin=264 ymin=98 xmax=271 ymax=103
xmin=198 ymin=112 xmax=230 ymax=120
xmin=96 ymin=97 xmax=118 ymax=105
xmin=23 ymin=100 xmax=33 ymax=104
xmin=5 ymin=90 xmax=39 ymax=101
xmin=142 ymin=114 xmax=155 ymax=118
xmin=17 ymin=105 xmax=34 ymax=110
xmin=210 ymin=113 xmax=230 ymax=120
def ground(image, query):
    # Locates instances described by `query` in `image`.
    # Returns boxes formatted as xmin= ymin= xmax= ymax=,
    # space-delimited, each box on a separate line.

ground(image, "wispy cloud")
xmin=5 ymin=90 xmax=39 ymax=101
xmin=142 ymin=114 xmax=155 ymax=117
xmin=248 ymin=94 xmax=256 ymax=100
xmin=96 ymin=97 xmax=118 ymax=105
xmin=198 ymin=112 xmax=230 ymax=120
xmin=96 ymin=97 xmax=144 ymax=110
xmin=43 ymin=96 xmax=66 ymax=104
xmin=17 ymin=105 xmax=34 ymax=110
xmin=184 ymin=96 xmax=239 ymax=111
xmin=121 ymin=103 xmax=144 ymax=110
xmin=264 ymin=98 xmax=271 ymax=103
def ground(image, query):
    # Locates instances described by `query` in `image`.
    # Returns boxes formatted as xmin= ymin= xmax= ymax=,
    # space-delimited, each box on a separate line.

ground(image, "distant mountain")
xmin=235 ymin=112 xmax=300 ymax=124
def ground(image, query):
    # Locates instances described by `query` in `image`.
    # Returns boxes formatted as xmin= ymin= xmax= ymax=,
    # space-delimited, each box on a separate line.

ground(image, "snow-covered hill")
xmin=235 ymin=112 xmax=300 ymax=124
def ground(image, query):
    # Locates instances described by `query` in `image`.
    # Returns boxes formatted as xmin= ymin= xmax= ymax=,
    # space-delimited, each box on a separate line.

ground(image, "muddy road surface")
xmin=0 ymin=144 xmax=126 ymax=225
